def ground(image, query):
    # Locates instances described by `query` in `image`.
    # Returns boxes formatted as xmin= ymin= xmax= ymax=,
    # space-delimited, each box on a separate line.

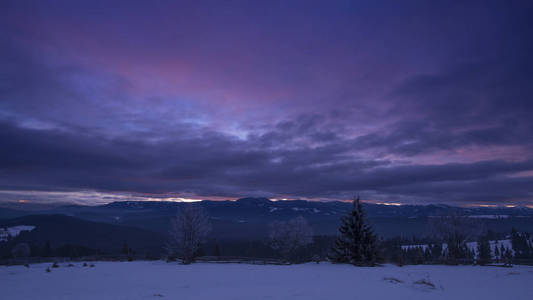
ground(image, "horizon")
xmin=1 ymin=1 xmax=533 ymax=207
xmin=1 ymin=195 xmax=532 ymax=210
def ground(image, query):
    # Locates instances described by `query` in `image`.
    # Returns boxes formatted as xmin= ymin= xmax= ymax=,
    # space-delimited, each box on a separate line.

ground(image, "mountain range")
xmin=1 ymin=198 xmax=532 ymax=256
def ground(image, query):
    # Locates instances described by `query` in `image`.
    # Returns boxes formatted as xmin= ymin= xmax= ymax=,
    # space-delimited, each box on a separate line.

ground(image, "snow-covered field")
xmin=2 ymin=261 xmax=532 ymax=299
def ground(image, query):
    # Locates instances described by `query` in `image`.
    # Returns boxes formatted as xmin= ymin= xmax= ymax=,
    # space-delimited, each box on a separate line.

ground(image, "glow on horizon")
xmin=0 ymin=190 xmax=532 ymax=208
xmin=375 ymin=202 xmax=403 ymax=206
xmin=152 ymin=197 xmax=202 ymax=203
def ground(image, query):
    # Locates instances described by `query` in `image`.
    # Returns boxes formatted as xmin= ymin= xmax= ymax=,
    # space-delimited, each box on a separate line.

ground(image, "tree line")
xmin=164 ymin=196 xmax=533 ymax=266
xmin=2 ymin=197 xmax=533 ymax=267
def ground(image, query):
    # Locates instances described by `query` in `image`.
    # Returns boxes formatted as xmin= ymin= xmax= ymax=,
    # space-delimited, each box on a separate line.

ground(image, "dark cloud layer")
xmin=1 ymin=0 xmax=532 ymax=205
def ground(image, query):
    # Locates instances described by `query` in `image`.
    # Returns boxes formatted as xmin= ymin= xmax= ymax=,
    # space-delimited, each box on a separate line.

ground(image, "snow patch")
xmin=0 ymin=225 xmax=36 ymax=242
xmin=402 ymin=239 xmax=515 ymax=258
xmin=467 ymin=215 xmax=509 ymax=219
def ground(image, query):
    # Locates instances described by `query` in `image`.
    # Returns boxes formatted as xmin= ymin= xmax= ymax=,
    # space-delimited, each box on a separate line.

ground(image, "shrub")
xmin=414 ymin=279 xmax=435 ymax=289
xmin=384 ymin=277 xmax=403 ymax=284
xmin=312 ymin=254 xmax=321 ymax=264
xmin=11 ymin=243 xmax=31 ymax=258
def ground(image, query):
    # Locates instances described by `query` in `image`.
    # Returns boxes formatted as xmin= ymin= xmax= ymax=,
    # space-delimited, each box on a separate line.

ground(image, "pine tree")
xmin=511 ymin=228 xmax=532 ymax=259
xmin=121 ymin=243 xmax=129 ymax=255
xmin=42 ymin=240 xmax=52 ymax=257
xmin=214 ymin=241 xmax=221 ymax=257
xmin=504 ymin=248 xmax=513 ymax=265
xmin=494 ymin=243 xmax=500 ymax=262
xmin=329 ymin=196 xmax=379 ymax=266
xmin=477 ymin=236 xmax=492 ymax=265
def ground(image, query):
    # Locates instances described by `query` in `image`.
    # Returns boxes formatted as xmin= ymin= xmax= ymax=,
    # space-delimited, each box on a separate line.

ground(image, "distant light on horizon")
xmin=375 ymin=202 xmax=403 ymax=206
xmin=155 ymin=197 xmax=203 ymax=203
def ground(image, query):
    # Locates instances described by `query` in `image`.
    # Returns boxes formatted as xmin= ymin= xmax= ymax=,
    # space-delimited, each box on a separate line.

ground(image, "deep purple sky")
xmin=1 ymin=0 xmax=532 ymax=206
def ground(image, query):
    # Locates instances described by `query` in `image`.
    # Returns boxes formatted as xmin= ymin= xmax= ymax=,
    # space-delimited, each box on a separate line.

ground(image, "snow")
xmin=1 ymin=261 xmax=532 ymax=299
xmin=467 ymin=215 xmax=509 ymax=219
xmin=289 ymin=207 xmax=321 ymax=213
xmin=402 ymin=244 xmax=430 ymax=251
xmin=0 ymin=225 xmax=36 ymax=242
xmin=402 ymin=239 xmax=515 ymax=258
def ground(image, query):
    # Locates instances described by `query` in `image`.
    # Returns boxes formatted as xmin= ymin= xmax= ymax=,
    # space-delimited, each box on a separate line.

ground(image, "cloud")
xmin=1 ymin=118 xmax=532 ymax=205
xmin=1 ymin=0 xmax=532 ymax=205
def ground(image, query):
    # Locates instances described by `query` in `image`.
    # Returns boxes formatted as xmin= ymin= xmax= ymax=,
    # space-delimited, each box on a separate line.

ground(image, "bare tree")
xmin=166 ymin=204 xmax=211 ymax=264
xmin=268 ymin=216 xmax=314 ymax=262
xmin=11 ymin=243 xmax=31 ymax=258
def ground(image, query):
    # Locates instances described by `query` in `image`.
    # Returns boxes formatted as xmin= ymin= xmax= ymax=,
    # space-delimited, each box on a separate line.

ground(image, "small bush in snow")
xmin=83 ymin=263 xmax=88 ymax=267
xmin=45 ymin=267 xmax=51 ymax=273
xmin=52 ymin=262 xmax=59 ymax=268
xmin=312 ymin=254 xmax=321 ymax=264
xmin=89 ymin=264 xmax=95 ymax=267
xmin=24 ymin=264 xmax=30 ymax=268
xmin=414 ymin=279 xmax=435 ymax=289
xmin=384 ymin=277 xmax=403 ymax=284
xmin=11 ymin=243 xmax=31 ymax=258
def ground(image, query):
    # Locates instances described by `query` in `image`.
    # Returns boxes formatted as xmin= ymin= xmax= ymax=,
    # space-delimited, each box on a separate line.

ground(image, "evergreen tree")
xmin=214 ymin=241 xmax=221 ymax=257
xmin=430 ymin=243 xmax=443 ymax=262
xmin=121 ymin=243 xmax=129 ymax=255
xmin=477 ymin=236 xmax=492 ymax=265
xmin=42 ymin=240 xmax=52 ymax=257
xmin=415 ymin=247 xmax=424 ymax=264
xmin=504 ymin=248 xmax=513 ymax=265
xmin=511 ymin=228 xmax=532 ymax=259
xmin=329 ymin=196 xmax=379 ymax=266
xmin=494 ymin=243 xmax=500 ymax=262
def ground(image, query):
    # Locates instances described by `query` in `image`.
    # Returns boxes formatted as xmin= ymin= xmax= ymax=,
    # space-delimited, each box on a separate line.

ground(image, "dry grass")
xmin=413 ymin=279 xmax=436 ymax=289
xmin=383 ymin=277 xmax=403 ymax=284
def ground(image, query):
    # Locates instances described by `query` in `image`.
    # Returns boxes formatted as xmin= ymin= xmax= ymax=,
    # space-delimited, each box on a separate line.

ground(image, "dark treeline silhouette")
xmin=2 ymin=200 xmax=533 ymax=267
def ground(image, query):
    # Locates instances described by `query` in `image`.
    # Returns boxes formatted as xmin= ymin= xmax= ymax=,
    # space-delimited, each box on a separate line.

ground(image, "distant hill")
xmin=1 ymin=198 xmax=532 ymax=240
xmin=0 ymin=207 xmax=29 ymax=220
xmin=0 ymin=215 xmax=165 ymax=255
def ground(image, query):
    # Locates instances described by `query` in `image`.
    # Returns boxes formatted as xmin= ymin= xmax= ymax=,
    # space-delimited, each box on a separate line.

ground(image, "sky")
xmin=1 ymin=0 xmax=532 ymax=206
